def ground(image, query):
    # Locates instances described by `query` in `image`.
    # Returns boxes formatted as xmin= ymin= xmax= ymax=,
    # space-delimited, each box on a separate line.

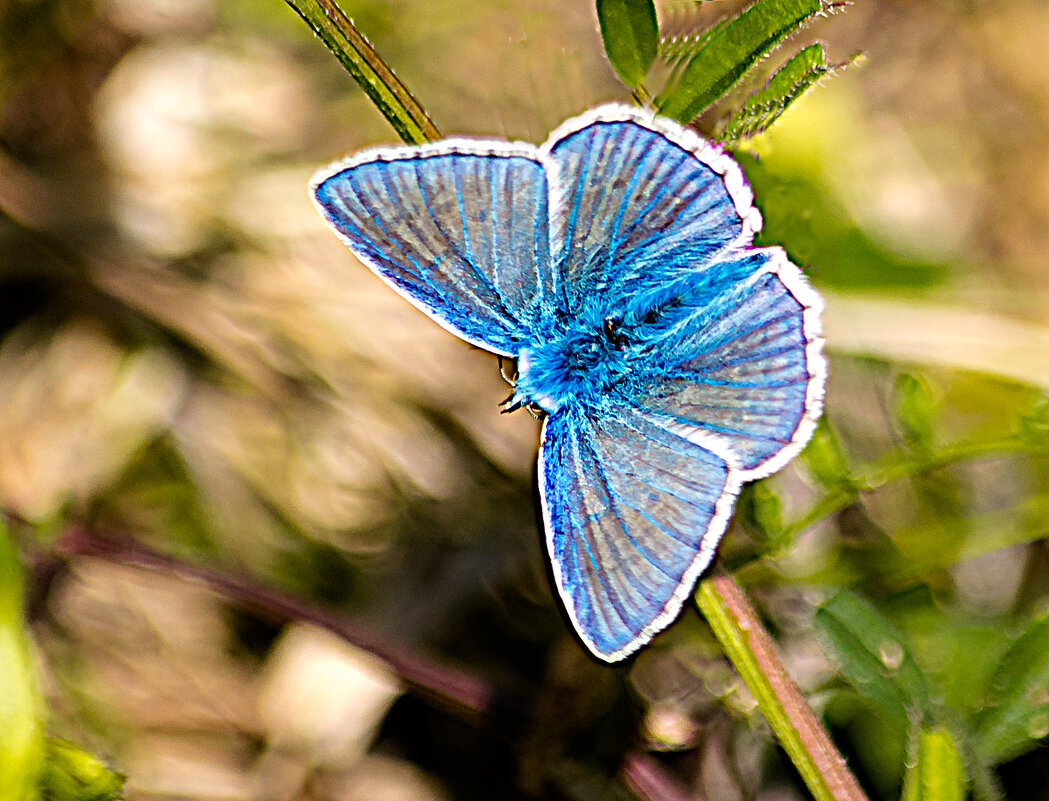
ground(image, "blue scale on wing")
xmin=312 ymin=152 xmax=555 ymax=355
xmin=547 ymin=119 xmax=753 ymax=314
xmin=638 ymin=264 xmax=814 ymax=471
xmin=542 ymin=405 xmax=732 ymax=658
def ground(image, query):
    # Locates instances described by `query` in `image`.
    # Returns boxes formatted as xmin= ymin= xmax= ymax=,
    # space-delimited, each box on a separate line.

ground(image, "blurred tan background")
xmin=3 ymin=0 xmax=1049 ymax=798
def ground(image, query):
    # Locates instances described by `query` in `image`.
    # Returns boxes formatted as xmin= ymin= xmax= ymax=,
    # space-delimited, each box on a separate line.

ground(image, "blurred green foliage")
xmin=815 ymin=590 xmax=931 ymax=731
xmin=902 ymin=728 xmax=967 ymax=801
xmin=0 ymin=522 xmax=45 ymax=801
xmin=40 ymin=739 xmax=124 ymax=801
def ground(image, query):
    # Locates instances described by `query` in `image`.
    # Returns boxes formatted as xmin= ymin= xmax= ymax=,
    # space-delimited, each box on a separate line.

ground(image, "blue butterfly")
xmin=310 ymin=105 xmax=825 ymax=662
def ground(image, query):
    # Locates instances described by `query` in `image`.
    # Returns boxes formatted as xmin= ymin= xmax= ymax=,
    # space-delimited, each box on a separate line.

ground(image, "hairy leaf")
xmin=656 ymin=0 xmax=822 ymax=122
xmin=723 ymin=43 xmax=834 ymax=142
xmin=974 ymin=611 xmax=1049 ymax=763
xmin=815 ymin=590 xmax=930 ymax=726
xmin=597 ymin=0 xmax=659 ymax=88
xmin=658 ymin=15 xmax=730 ymax=68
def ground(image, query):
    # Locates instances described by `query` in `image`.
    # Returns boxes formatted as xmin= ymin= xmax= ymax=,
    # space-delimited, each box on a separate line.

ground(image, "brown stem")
xmin=55 ymin=525 xmax=519 ymax=724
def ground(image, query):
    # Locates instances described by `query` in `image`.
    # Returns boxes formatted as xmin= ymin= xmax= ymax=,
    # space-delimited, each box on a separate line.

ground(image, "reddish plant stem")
xmin=698 ymin=573 xmax=870 ymax=801
xmin=55 ymin=525 xmax=512 ymax=724
xmin=620 ymin=751 xmax=696 ymax=801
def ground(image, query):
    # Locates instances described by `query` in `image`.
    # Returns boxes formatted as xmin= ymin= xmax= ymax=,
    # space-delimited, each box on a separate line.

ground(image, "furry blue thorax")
xmin=515 ymin=315 xmax=636 ymax=413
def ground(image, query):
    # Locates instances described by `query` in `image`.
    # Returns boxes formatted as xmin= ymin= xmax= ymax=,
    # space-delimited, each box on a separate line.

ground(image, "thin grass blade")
xmin=285 ymin=0 xmax=440 ymax=144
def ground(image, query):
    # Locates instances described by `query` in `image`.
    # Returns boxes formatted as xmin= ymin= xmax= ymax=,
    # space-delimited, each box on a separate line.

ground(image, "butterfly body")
xmin=311 ymin=105 xmax=826 ymax=662
xmin=515 ymin=314 xmax=638 ymax=413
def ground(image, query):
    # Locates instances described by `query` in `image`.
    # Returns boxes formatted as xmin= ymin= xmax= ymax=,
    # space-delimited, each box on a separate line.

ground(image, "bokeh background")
xmin=3 ymin=0 xmax=1049 ymax=798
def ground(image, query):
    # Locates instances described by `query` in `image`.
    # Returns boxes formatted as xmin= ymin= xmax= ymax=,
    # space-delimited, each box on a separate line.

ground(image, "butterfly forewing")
xmin=540 ymin=405 xmax=739 ymax=660
xmin=311 ymin=146 xmax=555 ymax=356
xmin=543 ymin=110 xmax=761 ymax=315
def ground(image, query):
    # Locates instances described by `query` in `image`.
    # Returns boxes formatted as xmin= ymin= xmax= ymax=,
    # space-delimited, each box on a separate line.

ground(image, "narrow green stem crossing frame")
xmin=284 ymin=0 xmax=440 ymax=144
xmin=696 ymin=574 xmax=870 ymax=801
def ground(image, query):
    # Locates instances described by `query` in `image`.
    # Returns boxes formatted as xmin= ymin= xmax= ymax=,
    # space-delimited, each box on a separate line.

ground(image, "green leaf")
xmin=814 ymin=590 xmax=930 ymax=727
xmin=658 ymin=15 xmax=730 ymax=69
xmin=902 ymin=727 xmax=967 ymax=801
xmin=974 ymin=611 xmax=1049 ymax=764
xmin=0 ymin=522 xmax=45 ymax=801
xmin=895 ymin=373 xmax=938 ymax=451
xmin=656 ymin=0 xmax=822 ymax=122
xmin=596 ymin=0 xmax=659 ymax=88
xmin=801 ymin=418 xmax=855 ymax=489
xmin=722 ymin=43 xmax=834 ymax=142
xmin=40 ymin=739 xmax=125 ymax=801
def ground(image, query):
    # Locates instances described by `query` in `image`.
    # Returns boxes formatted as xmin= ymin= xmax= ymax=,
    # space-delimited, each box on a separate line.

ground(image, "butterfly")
xmin=310 ymin=104 xmax=825 ymax=662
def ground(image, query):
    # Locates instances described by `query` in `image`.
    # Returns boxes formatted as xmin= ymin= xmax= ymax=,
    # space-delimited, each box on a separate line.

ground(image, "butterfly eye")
xmin=603 ymin=317 xmax=629 ymax=348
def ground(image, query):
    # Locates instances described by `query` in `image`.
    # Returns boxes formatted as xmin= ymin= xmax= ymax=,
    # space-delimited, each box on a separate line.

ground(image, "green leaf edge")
xmin=722 ymin=42 xmax=834 ymax=142
xmin=973 ymin=610 xmax=1049 ymax=764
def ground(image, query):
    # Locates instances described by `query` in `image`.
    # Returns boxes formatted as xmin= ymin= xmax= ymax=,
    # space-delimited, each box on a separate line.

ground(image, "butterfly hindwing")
xmin=631 ymin=248 xmax=825 ymax=476
xmin=539 ymin=404 xmax=740 ymax=660
xmin=311 ymin=144 xmax=556 ymax=356
xmin=543 ymin=106 xmax=763 ymax=314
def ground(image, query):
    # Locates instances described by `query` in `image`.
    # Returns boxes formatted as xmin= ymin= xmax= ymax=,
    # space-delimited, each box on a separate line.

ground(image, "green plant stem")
xmin=785 ymin=436 xmax=1043 ymax=539
xmin=695 ymin=573 xmax=870 ymax=801
xmin=284 ymin=0 xmax=440 ymax=144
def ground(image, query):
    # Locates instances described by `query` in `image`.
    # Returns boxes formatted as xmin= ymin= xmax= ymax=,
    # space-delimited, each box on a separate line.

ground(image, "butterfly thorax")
xmin=514 ymin=317 xmax=636 ymax=414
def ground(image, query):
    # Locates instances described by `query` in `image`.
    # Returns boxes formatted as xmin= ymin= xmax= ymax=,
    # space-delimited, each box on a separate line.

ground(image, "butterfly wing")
xmin=311 ymin=142 xmax=556 ymax=356
xmin=539 ymin=403 xmax=740 ymax=661
xmin=542 ymin=105 xmax=763 ymax=314
xmin=633 ymin=248 xmax=825 ymax=476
